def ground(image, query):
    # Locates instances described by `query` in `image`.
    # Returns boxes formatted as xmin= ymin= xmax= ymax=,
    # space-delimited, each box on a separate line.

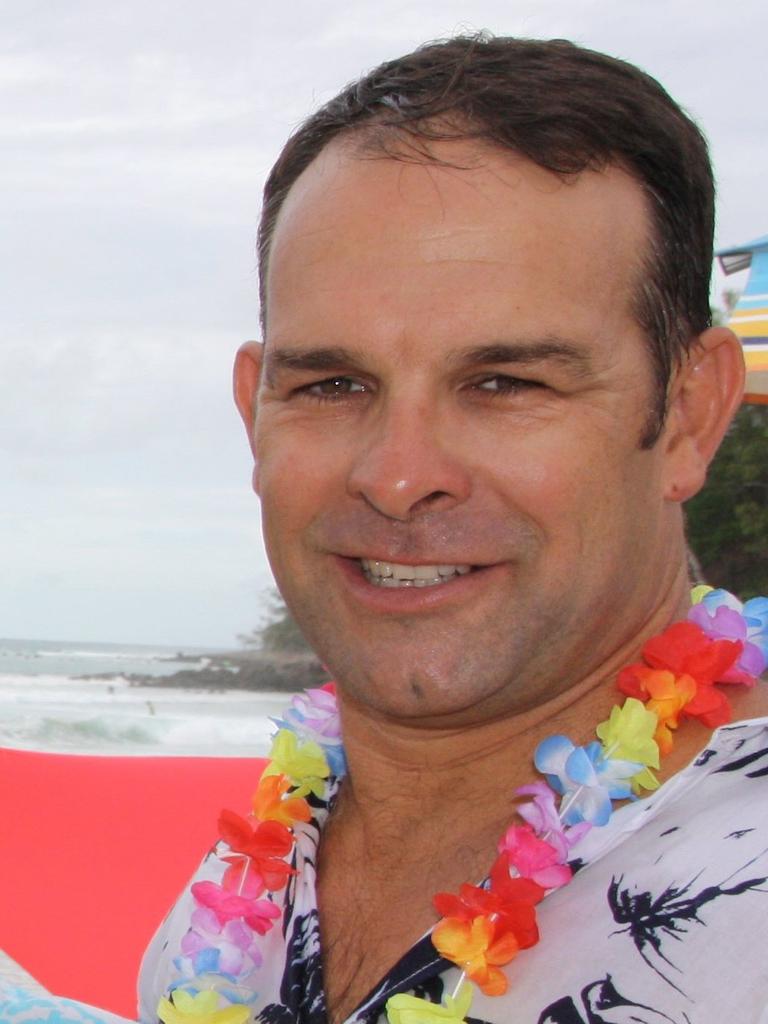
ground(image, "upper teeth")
xmin=360 ymin=559 xmax=472 ymax=587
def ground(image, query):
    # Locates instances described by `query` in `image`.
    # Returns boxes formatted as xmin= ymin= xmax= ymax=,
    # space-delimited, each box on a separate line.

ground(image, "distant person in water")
xmin=5 ymin=32 xmax=765 ymax=1024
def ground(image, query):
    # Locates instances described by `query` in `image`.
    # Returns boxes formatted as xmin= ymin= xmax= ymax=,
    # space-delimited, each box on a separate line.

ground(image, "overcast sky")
xmin=2 ymin=0 xmax=765 ymax=648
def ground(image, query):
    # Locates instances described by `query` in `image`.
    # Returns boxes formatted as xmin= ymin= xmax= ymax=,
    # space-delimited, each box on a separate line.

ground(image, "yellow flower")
xmin=386 ymin=983 xmax=473 ymax=1023
xmin=690 ymin=584 xmax=714 ymax=605
xmin=596 ymin=699 xmax=659 ymax=766
xmin=595 ymin=698 xmax=660 ymax=792
xmin=157 ymin=989 xmax=251 ymax=1024
xmin=262 ymin=729 xmax=329 ymax=798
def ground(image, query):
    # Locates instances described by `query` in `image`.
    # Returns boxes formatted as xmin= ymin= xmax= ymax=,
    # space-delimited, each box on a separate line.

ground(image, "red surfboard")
xmin=0 ymin=748 xmax=264 ymax=1017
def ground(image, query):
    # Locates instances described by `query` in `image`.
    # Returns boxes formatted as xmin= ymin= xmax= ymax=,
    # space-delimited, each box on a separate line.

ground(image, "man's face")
xmin=247 ymin=139 xmax=683 ymax=725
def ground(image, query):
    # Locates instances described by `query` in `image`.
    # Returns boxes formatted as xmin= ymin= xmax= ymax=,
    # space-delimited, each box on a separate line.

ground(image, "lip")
xmin=333 ymin=554 xmax=502 ymax=614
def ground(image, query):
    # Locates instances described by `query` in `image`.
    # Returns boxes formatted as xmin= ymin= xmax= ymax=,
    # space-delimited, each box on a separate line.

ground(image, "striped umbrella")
xmin=716 ymin=234 xmax=768 ymax=404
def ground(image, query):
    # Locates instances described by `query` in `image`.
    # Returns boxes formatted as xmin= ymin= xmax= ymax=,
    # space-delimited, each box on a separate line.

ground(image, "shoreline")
xmin=77 ymin=650 xmax=331 ymax=694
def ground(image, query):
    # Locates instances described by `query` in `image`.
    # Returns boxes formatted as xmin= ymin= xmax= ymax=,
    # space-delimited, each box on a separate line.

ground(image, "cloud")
xmin=2 ymin=0 xmax=765 ymax=644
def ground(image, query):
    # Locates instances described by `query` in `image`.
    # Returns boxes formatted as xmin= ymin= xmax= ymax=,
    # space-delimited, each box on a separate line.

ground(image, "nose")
xmin=346 ymin=397 xmax=472 ymax=521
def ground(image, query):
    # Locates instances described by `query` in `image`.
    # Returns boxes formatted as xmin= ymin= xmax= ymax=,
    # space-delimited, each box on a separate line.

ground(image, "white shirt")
xmin=138 ymin=716 xmax=768 ymax=1024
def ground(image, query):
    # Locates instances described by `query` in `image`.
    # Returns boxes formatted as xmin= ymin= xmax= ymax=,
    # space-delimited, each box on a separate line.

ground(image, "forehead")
xmin=265 ymin=137 xmax=651 ymax=355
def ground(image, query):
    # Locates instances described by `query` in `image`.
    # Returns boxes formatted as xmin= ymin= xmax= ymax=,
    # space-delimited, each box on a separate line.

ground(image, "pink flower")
xmin=191 ymin=880 xmax=281 ymax=935
xmin=497 ymin=825 xmax=572 ymax=889
xmin=515 ymin=781 xmax=591 ymax=861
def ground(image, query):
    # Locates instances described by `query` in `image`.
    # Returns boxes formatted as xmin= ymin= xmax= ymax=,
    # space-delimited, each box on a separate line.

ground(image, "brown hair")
xmin=258 ymin=34 xmax=714 ymax=445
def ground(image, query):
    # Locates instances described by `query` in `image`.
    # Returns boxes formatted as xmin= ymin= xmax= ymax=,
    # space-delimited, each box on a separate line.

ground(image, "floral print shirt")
xmin=136 ymin=716 xmax=768 ymax=1024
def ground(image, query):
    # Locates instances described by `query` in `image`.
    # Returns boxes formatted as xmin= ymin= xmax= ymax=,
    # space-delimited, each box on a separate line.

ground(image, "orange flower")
xmin=618 ymin=666 xmax=696 ymax=754
xmin=644 ymin=670 xmax=696 ymax=754
xmin=432 ymin=914 xmax=521 ymax=996
xmin=619 ymin=645 xmax=734 ymax=731
xmin=252 ymin=773 xmax=312 ymax=826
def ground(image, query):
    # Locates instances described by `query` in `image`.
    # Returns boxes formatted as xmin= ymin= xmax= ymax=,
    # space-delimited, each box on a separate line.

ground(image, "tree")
xmin=686 ymin=403 xmax=768 ymax=598
xmin=238 ymin=591 xmax=311 ymax=654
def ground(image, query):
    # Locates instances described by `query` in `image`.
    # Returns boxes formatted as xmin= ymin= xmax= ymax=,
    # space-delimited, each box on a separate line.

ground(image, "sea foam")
xmin=0 ymin=673 xmax=285 ymax=757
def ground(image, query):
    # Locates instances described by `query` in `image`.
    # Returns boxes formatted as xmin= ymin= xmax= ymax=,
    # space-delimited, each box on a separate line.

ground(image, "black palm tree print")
xmin=538 ymin=973 xmax=683 ymax=1023
xmin=608 ymin=853 xmax=768 ymax=993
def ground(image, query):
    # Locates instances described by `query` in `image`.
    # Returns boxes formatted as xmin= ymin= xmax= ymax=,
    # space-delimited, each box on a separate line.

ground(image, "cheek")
xmin=488 ymin=427 xmax=651 ymax=547
xmin=483 ymin=429 xmax=600 ymax=511
xmin=256 ymin=425 xmax=351 ymax=538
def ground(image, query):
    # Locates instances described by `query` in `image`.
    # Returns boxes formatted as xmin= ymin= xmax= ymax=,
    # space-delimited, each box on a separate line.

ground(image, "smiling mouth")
xmin=360 ymin=558 xmax=473 ymax=588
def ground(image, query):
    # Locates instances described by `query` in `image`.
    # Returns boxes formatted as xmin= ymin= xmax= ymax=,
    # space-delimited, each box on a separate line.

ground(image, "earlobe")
xmin=233 ymin=341 xmax=265 ymax=487
xmin=661 ymin=327 xmax=745 ymax=502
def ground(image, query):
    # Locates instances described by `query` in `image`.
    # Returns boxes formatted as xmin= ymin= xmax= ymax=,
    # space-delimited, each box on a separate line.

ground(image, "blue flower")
xmin=694 ymin=588 xmax=768 ymax=675
xmin=534 ymin=735 xmax=641 ymax=826
xmin=743 ymin=596 xmax=768 ymax=660
xmin=192 ymin=947 xmax=221 ymax=975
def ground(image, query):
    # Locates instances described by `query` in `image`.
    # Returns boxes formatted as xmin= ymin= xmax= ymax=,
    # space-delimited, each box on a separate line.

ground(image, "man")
xmin=141 ymin=35 xmax=768 ymax=1023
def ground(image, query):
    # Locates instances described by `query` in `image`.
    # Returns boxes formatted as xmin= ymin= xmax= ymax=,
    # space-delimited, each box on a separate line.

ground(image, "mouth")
xmin=359 ymin=558 xmax=474 ymax=588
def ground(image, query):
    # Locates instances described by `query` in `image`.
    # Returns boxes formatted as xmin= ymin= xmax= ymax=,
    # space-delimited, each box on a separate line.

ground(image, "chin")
xmin=327 ymin=659 xmax=512 ymax=725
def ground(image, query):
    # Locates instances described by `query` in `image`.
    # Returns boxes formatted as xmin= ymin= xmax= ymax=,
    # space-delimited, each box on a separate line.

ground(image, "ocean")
xmin=0 ymin=637 xmax=287 ymax=757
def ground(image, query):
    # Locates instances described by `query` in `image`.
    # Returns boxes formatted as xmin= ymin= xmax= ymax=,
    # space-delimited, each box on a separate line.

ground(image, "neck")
xmin=334 ymin=569 xmax=694 ymax=837
xmin=316 ymin=574 xmax=766 ymax=1022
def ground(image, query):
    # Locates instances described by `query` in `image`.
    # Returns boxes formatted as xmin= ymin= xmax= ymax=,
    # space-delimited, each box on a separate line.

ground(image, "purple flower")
xmin=272 ymin=686 xmax=347 ymax=775
xmin=177 ymin=906 xmax=263 ymax=982
xmin=534 ymin=736 xmax=641 ymax=826
xmin=689 ymin=589 xmax=767 ymax=677
xmin=515 ymin=781 xmax=591 ymax=860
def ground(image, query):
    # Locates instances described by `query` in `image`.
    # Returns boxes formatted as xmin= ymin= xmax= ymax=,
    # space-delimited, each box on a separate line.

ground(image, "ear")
xmin=661 ymin=326 xmax=745 ymax=502
xmin=233 ymin=340 xmax=265 ymax=493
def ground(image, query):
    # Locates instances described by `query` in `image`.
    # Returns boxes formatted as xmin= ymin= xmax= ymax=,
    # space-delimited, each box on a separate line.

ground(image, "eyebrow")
xmin=263 ymin=338 xmax=596 ymax=384
xmin=450 ymin=341 xmax=596 ymax=376
xmin=263 ymin=346 xmax=369 ymax=385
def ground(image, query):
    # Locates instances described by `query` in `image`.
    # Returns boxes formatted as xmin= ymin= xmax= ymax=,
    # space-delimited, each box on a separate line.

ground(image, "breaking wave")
xmin=0 ymin=674 xmax=285 ymax=757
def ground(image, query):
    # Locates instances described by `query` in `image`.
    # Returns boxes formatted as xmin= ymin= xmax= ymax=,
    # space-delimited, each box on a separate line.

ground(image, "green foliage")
xmin=239 ymin=591 xmax=311 ymax=654
xmin=686 ymin=404 xmax=768 ymax=599
xmin=711 ymin=294 xmax=740 ymax=327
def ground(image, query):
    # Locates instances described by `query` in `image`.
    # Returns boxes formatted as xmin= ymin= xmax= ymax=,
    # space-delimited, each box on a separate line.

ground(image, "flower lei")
xmin=157 ymin=587 xmax=767 ymax=1024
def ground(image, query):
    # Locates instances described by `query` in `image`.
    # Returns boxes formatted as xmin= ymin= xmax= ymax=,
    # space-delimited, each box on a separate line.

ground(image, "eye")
xmin=302 ymin=376 xmax=368 ymax=400
xmin=471 ymin=374 xmax=542 ymax=395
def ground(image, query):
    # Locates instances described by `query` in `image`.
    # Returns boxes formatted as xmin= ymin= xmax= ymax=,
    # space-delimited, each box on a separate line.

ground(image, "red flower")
xmin=434 ymin=872 xmax=542 ymax=951
xmin=642 ymin=622 xmax=742 ymax=686
xmin=217 ymin=809 xmax=295 ymax=893
xmin=433 ymin=883 xmax=500 ymax=922
xmin=432 ymin=872 xmax=543 ymax=995
xmin=435 ymin=876 xmax=544 ymax=919
xmin=488 ymin=858 xmax=546 ymax=906
xmin=619 ymin=622 xmax=743 ymax=730
xmin=677 ymin=679 xmax=733 ymax=728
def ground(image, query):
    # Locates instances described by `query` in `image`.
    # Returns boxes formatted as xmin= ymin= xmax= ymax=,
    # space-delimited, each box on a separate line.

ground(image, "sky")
xmin=2 ymin=0 xmax=766 ymax=648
